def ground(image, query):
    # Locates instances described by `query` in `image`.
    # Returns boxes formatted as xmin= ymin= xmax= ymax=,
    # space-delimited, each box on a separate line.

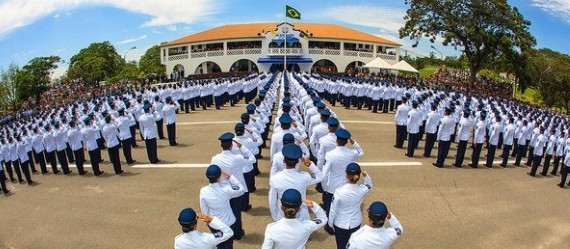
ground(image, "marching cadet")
xmin=551 ymin=131 xmax=565 ymax=175
xmin=328 ymin=163 xmax=372 ymax=249
xmin=541 ymin=129 xmax=556 ymax=176
xmin=262 ymin=189 xmax=327 ymax=249
xmin=309 ymin=109 xmax=331 ymax=159
xmin=433 ymin=108 xmax=455 ymax=168
xmin=53 ymin=122 xmax=72 ymax=175
xmin=199 ymin=165 xmax=245 ymax=249
xmin=101 ymin=115 xmax=123 ymax=175
xmin=486 ymin=116 xmax=503 ymax=168
xmin=453 ymin=110 xmax=474 ymax=167
xmin=67 ymin=120 xmax=88 ymax=175
xmin=423 ymin=104 xmax=441 ymax=157
xmin=405 ymin=101 xmax=421 ymax=157
xmin=394 ymin=96 xmax=409 ymax=149
xmin=0 ymin=151 xmax=9 ymax=195
xmin=269 ymin=114 xmax=305 ymax=162
xmin=321 ymin=128 xmax=364 ymax=234
xmin=5 ymin=137 xmax=19 ymax=181
xmin=525 ymin=122 xmax=541 ymax=166
xmin=233 ymin=123 xmax=262 ymax=211
xmin=81 ymin=117 xmax=104 ymax=176
xmin=31 ymin=127 xmax=48 ymax=174
xmin=529 ymin=127 xmax=548 ymax=177
xmin=22 ymin=129 xmax=37 ymax=173
xmin=557 ymin=139 xmax=570 ymax=188
xmin=174 ymin=207 xmax=234 ymax=249
xmin=469 ymin=113 xmax=487 ymax=168
xmin=16 ymin=135 xmax=34 ymax=185
xmin=117 ymin=109 xmax=136 ymax=165
xmin=346 ymin=201 xmax=403 ymax=249
xmin=270 ymin=133 xmax=310 ymax=176
xmin=153 ymin=96 xmax=166 ymax=140
xmin=163 ymin=96 xmax=180 ymax=146
xmin=138 ymin=103 xmax=161 ymax=164
xmin=211 ymin=133 xmax=256 ymax=241
xmin=514 ymin=120 xmax=529 ymax=167
xmin=269 ymin=144 xmax=324 ymax=222
xmin=500 ymin=117 xmax=516 ymax=167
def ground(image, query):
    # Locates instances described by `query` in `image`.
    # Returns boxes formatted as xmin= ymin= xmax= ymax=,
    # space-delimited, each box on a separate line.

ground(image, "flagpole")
xmin=284 ymin=1 xmax=288 ymax=80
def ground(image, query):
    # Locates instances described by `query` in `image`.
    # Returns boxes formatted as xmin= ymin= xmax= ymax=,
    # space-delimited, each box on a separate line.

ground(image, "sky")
xmin=0 ymin=0 xmax=569 ymax=78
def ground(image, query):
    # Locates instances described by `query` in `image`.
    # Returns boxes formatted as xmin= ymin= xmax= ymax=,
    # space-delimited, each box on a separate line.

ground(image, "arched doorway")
xmin=269 ymin=64 xmax=301 ymax=73
xmin=345 ymin=61 xmax=367 ymax=75
xmin=194 ymin=61 xmax=222 ymax=74
xmin=229 ymin=59 xmax=259 ymax=73
xmin=172 ymin=64 xmax=185 ymax=80
xmin=311 ymin=59 xmax=338 ymax=73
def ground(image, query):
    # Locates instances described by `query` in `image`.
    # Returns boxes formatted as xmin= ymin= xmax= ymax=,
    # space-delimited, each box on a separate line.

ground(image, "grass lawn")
xmin=419 ymin=65 xmax=439 ymax=78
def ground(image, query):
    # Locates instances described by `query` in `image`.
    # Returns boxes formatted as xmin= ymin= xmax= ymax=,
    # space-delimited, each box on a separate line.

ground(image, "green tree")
xmin=527 ymin=48 xmax=570 ymax=108
xmin=68 ymin=41 xmax=124 ymax=84
xmin=139 ymin=45 xmax=165 ymax=78
xmin=0 ymin=62 xmax=20 ymax=110
xmin=14 ymin=56 xmax=61 ymax=104
xmin=399 ymin=0 xmax=536 ymax=91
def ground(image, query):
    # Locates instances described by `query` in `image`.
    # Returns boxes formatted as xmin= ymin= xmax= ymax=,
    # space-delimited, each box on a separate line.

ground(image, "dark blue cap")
xmin=281 ymin=189 xmax=302 ymax=207
xmin=178 ymin=208 xmax=198 ymax=225
xmin=368 ymin=201 xmax=388 ymax=217
xmin=246 ymin=104 xmax=256 ymax=111
xmin=346 ymin=163 xmax=361 ymax=174
xmin=282 ymin=143 xmax=303 ymax=160
xmin=206 ymin=164 xmax=222 ymax=178
xmin=143 ymin=103 xmax=151 ymax=110
xmin=218 ymin=132 xmax=235 ymax=141
xmin=165 ymin=96 xmax=172 ymax=102
xmin=327 ymin=117 xmax=339 ymax=126
xmin=463 ymin=110 xmax=471 ymax=115
xmin=235 ymin=123 xmax=245 ymax=131
xmin=335 ymin=128 xmax=351 ymax=140
xmin=320 ymin=109 xmax=331 ymax=117
xmin=282 ymin=102 xmax=292 ymax=108
xmin=283 ymin=133 xmax=295 ymax=143
xmin=316 ymin=102 xmax=326 ymax=109
xmin=279 ymin=114 xmax=292 ymax=125
xmin=240 ymin=113 xmax=250 ymax=120
xmin=118 ymin=108 xmax=125 ymax=114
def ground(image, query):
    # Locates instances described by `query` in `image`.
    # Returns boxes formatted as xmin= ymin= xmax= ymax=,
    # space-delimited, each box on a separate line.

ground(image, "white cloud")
xmin=0 ymin=0 xmax=220 ymax=37
xmin=532 ymin=0 xmax=570 ymax=24
xmin=117 ymin=34 xmax=147 ymax=45
xmin=53 ymin=14 xmax=60 ymax=19
xmin=319 ymin=5 xmax=406 ymax=33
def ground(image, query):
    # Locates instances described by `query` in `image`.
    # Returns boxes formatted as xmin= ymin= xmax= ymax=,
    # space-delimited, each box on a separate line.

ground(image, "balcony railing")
xmin=168 ymin=54 xmax=189 ymax=61
xmin=227 ymin=48 xmax=263 ymax=56
xmin=267 ymin=48 xmax=303 ymax=56
xmin=308 ymin=49 xmax=341 ymax=56
xmin=377 ymin=53 xmax=398 ymax=61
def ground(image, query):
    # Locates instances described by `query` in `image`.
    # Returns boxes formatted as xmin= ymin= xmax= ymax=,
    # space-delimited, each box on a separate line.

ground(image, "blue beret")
xmin=282 ymin=133 xmax=295 ymax=143
xmin=282 ymin=102 xmax=292 ymax=108
xmin=246 ymin=104 xmax=256 ymax=111
xmin=218 ymin=132 xmax=235 ymax=141
xmin=281 ymin=189 xmax=302 ymax=207
xmin=320 ymin=109 xmax=331 ymax=117
xmin=282 ymin=97 xmax=291 ymax=103
xmin=235 ymin=123 xmax=245 ymax=131
xmin=282 ymin=143 xmax=302 ymax=160
xmin=316 ymin=102 xmax=326 ymax=109
xmin=335 ymin=128 xmax=351 ymax=140
xmin=178 ymin=208 xmax=198 ymax=225
xmin=279 ymin=114 xmax=292 ymax=125
xmin=327 ymin=117 xmax=339 ymax=126
xmin=206 ymin=164 xmax=222 ymax=178
xmin=240 ymin=113 xmax=250 ymax=120
xmin=368 ymin=201 xmax=388 ymax=217
xmin=143 ymin=103 xmax=151 ymax=110
xmin=346 ymin=163 xmax=361 ymax=174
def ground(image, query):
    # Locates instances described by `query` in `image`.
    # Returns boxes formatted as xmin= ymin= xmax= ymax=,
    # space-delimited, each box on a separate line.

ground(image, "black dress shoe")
xmin=468 ymin=164 xmax=477 ymax=168
xmin=550 ymin=172 xmax=557 ymax=176
xmin=324 ymin=225 xmax=335 ymax=235
xmin=527 ymin=172 xmax=534 ymax=177
xmin=513 ymin=164 xmax=520 ymax=167
xmin=94 ymin=171 xmax=105 ymax=176
xmin=127 ymin=160 xmax=137 ymax=165
xmin=234 ymin=230 xmax=245 ymax=240
xmin=393 ymin=145 xmax=401 ymax=148
xmin=432 ymin=163 xmax=443 ymax=168
xmin=540 ymin=173 xmax=547 ymax=177
xmin=557 ymin=183 xmax=564 ymax=188
xmin=243 ymin=204 xmax=252 ymax=212
xmin=64 ymin=170 xmax=73 ymax=175
xmin=117 ymin=170 xmax=124 ymax=175
xmin=79 ymin=171 xmax=88 ymax=175
xmin=4 ymin=190 xmax=11 ymax=195
xmin=499 ymin=164 xmax=506 ymax=168
xmin=53 ymin=170 xmax=61 ymax=174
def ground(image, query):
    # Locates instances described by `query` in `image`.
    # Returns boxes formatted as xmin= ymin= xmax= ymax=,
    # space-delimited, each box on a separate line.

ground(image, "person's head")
xmin=178 ymin=208 xmax=198 ymax=233
xmin=205 ymin=164 xmax=222 ymax=184
xmin=282 ymin=143 xmax=302 ymax=168
xmin=143 ymin=104 xmax=151 ymax=113
xmin=218 ymin=132 xmax=235 ymax=150
xmin=279 ymin=114 xmax=292 ymax=130
xmin=368 ymin=201 xmax=388 ymax=228
xmin=327 ymin=117 xmax=339 ymax=133
xmin=335 ymin=128 xmax=351 ymax=146
xmin=234 ymin=123 xmax=245 ymax=136
xmin=240 ymin=113 xmax=250 ymax=124
xmin=345 ymin=163 xmax=362 ymax=184
xmin=280 ymin=189 xmax=302 ymax=219
xmin=463 ymin=110 xmax=470 ymax=118
xmin=246 ymin=104 xmax=256 ymax=114
xmin=444 ymin=107 xmax=451 ymax=116
xmin=282 ymin=133 xmax=295 ymax=145
xmin=320 ymin=109 xmax=331 ymax=122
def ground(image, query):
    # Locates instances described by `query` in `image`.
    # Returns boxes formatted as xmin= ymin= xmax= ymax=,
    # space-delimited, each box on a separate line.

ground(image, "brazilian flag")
xmin=286 ymin=5 xmax=301 ymax=20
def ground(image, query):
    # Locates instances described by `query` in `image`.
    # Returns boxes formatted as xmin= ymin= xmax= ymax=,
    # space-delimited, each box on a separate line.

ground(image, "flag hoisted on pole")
xmin=286 ymin=5 xmax=301 ymax=20
xmin=283 ymin=4 xmax=300 ymax=79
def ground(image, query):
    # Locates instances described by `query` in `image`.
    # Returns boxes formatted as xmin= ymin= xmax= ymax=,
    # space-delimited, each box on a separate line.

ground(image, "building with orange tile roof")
xmin=160 ymin=22 xmax=401 ymax=77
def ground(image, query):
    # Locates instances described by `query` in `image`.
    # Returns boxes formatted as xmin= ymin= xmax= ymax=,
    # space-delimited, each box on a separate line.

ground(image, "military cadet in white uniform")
xmin=174 ymin=207 xmax=234 ymax=249
xmin=469 ymin=113 xmax=487 ymax=168
xmin=452 ymin=110 xmax=474 ymax=167
xmin=199 ymin=165 xmax=245 ymax=249
xmin=557 ymin=139 xmax=570 ymax=188
xmin=321 ymin=128 xmax=364 ymax=234
xmin=0 ymin=148 xmax=9 ymax=194
xmin=262 ymin=189 xmax=327 ymax=249
xmin=163 ymin=96 xmax=180 ymax=146
xmin=328 ymin=163 xmax=372 ymax=249
xmin=233 ymin=123 xmax=262 ymax=211
xmin=53 ymin=122 xmax=72 ymax=174
xmin=405 ymin=101 xmax=421 ymax=157
xmin=269 ymin=144 xmax=324 ymax=222
xmin=433 ymin=108 xmax=455 ymax=168
xmin=138 ymin=103 xmax=161 ymax=164
xmin=551 ymin=131 xmax=565 ymax=175
xmin=513 ymin=119 xmax=529 ymax=167
xmin=81 ymin=117 xmax=104 ymax=176
xmin=31 ymin=127 xmax=48 ymax=174
xmin=529 ymin=127 xmax=548 ymax=177
xmin=423 ymin=104 xmax=441 ymax=157
xmin=116 ymin=109 xmax=136 ymax=165
xmin=346 ymin=201 xmax=403 ymax=249
xmin=500 ymin=117 xmax=516 ymax=167
xmin=486 ymin=116 xmax=504 ymax=168
xmin=394 ymin=97 xmax=409 ymax=148
xmin=101 ymin=115 xmax=123 ymax=175
xmin=541 ymin=129 xmax=557 ymax=176
xmin=67 ymin=120 xmax=87 ymax=175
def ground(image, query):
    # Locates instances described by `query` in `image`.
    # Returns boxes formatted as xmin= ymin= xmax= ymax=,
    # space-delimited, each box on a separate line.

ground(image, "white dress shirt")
xmin=347 ymin=214 xmax=403 ymax=249
xmin=174 ymin=217 xmax=234 ymax=249
xmin=211 ymin=146 xmax=256 ymax=192
xmin=199 ymin=175 xmax=245 ymax=226
xmin=322 ymin=144 xmax=364 ymax=194
xmin=328 ymin=175 xmax=372 ymax=229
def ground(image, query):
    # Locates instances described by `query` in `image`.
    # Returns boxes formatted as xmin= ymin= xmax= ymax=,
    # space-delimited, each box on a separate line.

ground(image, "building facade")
xmin=160 ymin=22 xmax=401 ymax=78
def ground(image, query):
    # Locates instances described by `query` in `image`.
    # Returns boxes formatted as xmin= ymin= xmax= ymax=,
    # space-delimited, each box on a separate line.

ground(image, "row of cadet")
xmin=174 ymin=72 xmax=403 ymax=249
xmin=0 ymin=73 xmax=270 ymax=196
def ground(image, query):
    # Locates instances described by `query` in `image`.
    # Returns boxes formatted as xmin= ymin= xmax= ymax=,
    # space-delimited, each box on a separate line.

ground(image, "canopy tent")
xmin=392 ymin=60 xmax=419 ymax=74
xmin=363 ymin=57 xmax=396 ymax=70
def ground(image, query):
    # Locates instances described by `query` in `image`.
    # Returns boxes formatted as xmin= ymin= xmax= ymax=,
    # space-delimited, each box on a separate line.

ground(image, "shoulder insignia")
xmin=365 ymin=184 xmax=371 ymax=190
xmin=213 ymin=231 xmax=224 ymax=238
xmin=311 ymin=218 xmax=322 ymax=224
xmin=395 ymin=228 xmax=402 ymax=236
xmin=231 ymin=185 xmax=240 ymax=190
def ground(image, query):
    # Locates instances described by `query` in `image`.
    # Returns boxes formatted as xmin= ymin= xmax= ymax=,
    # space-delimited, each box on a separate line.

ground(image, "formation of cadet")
xmin=177 ymin=71 xmax=402 ymax=249
xmin=0 ymin=74 xmax=266 ymax=196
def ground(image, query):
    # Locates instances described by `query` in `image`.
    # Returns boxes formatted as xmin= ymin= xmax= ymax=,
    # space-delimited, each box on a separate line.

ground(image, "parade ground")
xmin=1 ymin=103 xmax=569 ymax=249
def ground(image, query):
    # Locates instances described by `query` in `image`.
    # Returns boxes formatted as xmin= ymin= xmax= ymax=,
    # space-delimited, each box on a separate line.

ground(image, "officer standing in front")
xmin=346 ymin=201 xmax=403 ymax=249
xmin=262 ymin=189 xmax=327 ymax=249
xmin=174 ymin=207 xmax=234 ymax=249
